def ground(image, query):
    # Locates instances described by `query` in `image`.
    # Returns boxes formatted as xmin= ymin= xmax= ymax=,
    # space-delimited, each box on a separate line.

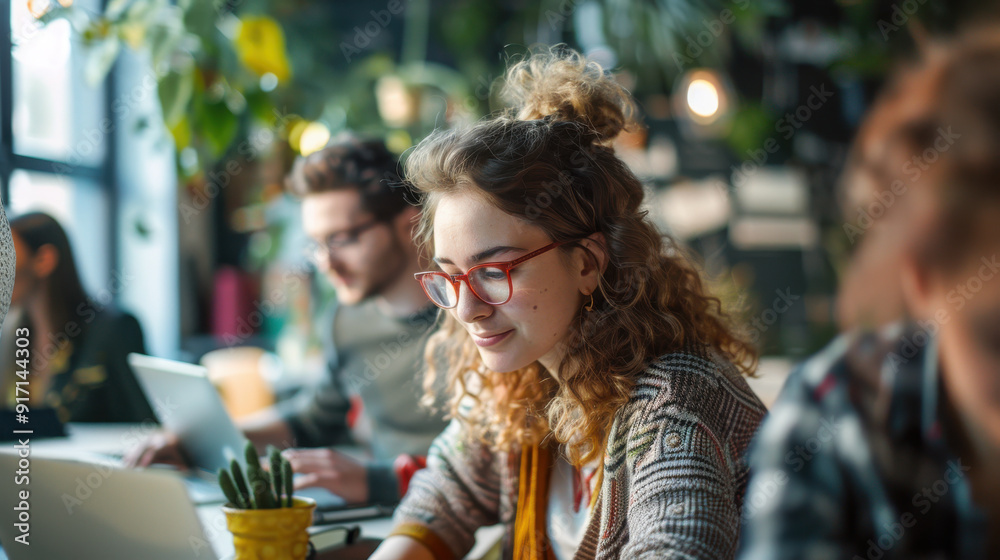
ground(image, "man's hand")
xmin=122 ymin=432 xmax=189 ymax=469
xmin=282 ymin=448 xmax=369 ymax=504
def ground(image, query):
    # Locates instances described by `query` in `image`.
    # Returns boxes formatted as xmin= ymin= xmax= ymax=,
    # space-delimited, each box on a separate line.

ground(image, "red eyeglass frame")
xmin=414 ymin=240 xmax=571 ymax=308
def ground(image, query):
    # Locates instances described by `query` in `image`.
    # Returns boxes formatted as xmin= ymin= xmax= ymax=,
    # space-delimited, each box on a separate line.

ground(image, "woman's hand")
xmin=367 ymin=536 xmax=435 ymax=560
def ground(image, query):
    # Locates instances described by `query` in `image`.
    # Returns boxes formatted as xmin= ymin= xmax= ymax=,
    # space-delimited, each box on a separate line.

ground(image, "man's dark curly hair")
xmin=284 ymin=134 xmax=416 ymax=220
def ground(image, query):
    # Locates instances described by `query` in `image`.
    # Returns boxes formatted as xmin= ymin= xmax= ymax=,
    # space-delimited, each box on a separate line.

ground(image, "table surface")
xmin=2 ymin=362 xmax=791 ymax=560
xmin=6 ymin=423 xmax=506 ymax=560
xmin=317 ymin=538 xmax=382 ymax=559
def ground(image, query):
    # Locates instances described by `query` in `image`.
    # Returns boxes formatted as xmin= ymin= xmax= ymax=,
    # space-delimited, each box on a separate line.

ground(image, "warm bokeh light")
xmin=298 ymin=122 xmax=330 ymax=156
xmin=376 ymin=75 xmax=418 ymax=127
xmin=673 ymin=69 xmax=732 ymax=135
xmin=27 ymin=0 xmax=50 ymax=18
xmin=686 ymin=79 xmax=720 ymax=119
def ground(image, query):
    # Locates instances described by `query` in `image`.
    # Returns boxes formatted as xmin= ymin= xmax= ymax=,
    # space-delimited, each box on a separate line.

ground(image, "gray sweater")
xmin=392 ymin=348 xmax=767 ymax=559
xmin=280 ymin=299 xmax=448 ymax=503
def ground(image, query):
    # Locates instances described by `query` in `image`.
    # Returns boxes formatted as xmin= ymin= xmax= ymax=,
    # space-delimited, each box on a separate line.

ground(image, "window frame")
xmin=0 ymin=0 xmax=119 ymax=277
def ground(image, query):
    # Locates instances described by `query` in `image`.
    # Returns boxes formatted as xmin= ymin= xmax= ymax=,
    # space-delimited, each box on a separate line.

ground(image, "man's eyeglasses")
xmin=309 ymin=219 xmax=382 ymax=260
xmin=414 ymin=241 xmax=570 ymax=309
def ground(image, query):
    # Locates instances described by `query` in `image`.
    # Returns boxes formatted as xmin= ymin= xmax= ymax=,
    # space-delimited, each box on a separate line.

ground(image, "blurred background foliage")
xmin=28 ymin=0 xmax=999 ymax=357
xmin=35 ymin=0 xmax=975 ymax=174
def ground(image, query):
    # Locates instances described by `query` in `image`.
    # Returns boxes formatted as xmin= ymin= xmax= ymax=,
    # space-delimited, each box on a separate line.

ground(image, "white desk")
xmin=9 ymin=424 xmax=504 ymax=559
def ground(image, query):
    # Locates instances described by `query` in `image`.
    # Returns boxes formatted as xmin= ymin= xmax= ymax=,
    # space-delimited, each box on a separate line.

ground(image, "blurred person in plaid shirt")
xmin=739 ymin=31 xmax=1000 ymax=560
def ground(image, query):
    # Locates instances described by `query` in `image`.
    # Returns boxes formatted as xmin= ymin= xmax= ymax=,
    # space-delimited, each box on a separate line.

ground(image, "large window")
xmin=1 ymin=0 xmax=115 ymax=295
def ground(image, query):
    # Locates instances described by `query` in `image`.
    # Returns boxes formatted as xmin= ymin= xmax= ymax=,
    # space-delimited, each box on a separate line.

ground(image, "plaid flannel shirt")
xmin=738 ymin=324 xmax=989 ymax=560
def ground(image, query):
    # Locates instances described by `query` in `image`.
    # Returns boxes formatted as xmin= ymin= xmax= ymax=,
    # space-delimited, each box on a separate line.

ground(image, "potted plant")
xmin=218 ymin=442 xmax=316 ymax=560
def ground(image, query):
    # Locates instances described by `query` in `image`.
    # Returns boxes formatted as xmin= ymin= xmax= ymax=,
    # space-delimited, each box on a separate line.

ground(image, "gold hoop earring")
xmin=584 ymin=293 xmax=594 ymax=312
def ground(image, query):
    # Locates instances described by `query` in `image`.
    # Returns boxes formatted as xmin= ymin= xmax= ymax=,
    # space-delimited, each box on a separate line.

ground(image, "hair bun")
xmin=501 ymin=46 xmax=638 ymax=143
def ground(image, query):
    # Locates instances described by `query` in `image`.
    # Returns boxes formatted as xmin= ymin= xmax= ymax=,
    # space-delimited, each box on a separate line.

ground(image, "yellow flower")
xmin=234 ymin=16 xmax=291 ymax=83
xmin=169 ymin=116 xmax=191 ymax=150
xmin=119 ymin=21 xmax=146 ymax=49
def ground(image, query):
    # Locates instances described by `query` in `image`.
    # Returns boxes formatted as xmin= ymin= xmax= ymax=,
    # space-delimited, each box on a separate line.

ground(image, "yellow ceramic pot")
xmin=223 ymin=497 xmax=316 ymax=560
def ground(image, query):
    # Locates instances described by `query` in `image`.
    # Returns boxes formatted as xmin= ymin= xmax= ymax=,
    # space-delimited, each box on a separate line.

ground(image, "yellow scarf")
xmin=513 ymin=444 xmax=604 ymax=560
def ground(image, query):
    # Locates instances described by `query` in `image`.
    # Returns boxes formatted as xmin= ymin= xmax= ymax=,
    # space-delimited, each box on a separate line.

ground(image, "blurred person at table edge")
xmin=0 ymin=211 xmax=155 ymax=423
xmin=0 ymin=202 xmax=15 ymax=361
xmin=739 ymin=30 xmax=1000 ymax=560
xmin=127 ymin=136 xmax=448 ymax=506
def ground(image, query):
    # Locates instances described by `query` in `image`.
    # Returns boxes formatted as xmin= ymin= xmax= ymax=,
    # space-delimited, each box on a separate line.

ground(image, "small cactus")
xmin=269 ymin=445 xmax=284 ymax=507
xmin=218 ymin=468 xmax=246 ymax=509
xmin=231 ymin=459 xmax=252 ymax=507
xmin=282 ymin=459 xmax=294 ymax=507
xmin=218 ymin=441 xmax=297 ymax=509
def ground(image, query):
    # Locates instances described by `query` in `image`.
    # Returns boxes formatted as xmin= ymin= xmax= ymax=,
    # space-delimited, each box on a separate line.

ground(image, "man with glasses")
xmin=130 ymin=136 xmax=447 ymax=506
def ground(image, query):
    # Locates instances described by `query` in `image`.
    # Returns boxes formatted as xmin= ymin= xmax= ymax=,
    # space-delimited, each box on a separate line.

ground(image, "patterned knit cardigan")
xmin=391 ymin=349 xmax=767 ymax=560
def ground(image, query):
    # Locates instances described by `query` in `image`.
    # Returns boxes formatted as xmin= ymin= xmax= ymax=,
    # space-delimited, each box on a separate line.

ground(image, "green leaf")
xmin=725 ymin=103 xmax=776 ymax=157
xmin=244 ymin=89 xmax=275 ymax=123
xmin=143 ymin=6 xmax=188 ymax=68
xmin=230 ymin=459 xmax=252 ymax=508
xmin=158 ymin=68 xmax=195 ymax=127
xmin=182 ymin=0 xmax=219 ymax=40
xmin=194 ymin=98 xmax=239 ymax=157
xmin=218 ymin=468 xmax=246 ymax=508
xmin=244 ymin=441 xmax=275 ymax=509
xmin=145 ymin=22 xmax=182 ymax=70
xmin=123 ymin=0 xmax=165 ymax=24
xmin=268 ymin=446 xmax=283 ymax=507
xmin=105 ymin=0 xmax=132 ymax=20
xmin=282 ymin=459 xmax=293 ymax=507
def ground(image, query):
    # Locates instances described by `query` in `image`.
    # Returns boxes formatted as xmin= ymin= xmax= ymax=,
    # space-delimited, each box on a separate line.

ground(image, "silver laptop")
xmin=128 ymin=353 xmax=346 ymax=510
xmin=0 ymin=453 xmax=234 ymax=560
xmin=129 ymin=353 xmax=247 ymax=474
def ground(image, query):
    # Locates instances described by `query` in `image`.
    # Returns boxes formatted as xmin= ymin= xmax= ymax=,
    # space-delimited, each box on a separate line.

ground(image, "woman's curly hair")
xmin=404 ymin=47 xmax=756 ymax=465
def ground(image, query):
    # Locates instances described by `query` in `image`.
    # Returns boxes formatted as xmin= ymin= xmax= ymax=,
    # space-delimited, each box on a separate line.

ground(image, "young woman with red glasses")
xmin=370 ymin=47 xmax=766 ymax=560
